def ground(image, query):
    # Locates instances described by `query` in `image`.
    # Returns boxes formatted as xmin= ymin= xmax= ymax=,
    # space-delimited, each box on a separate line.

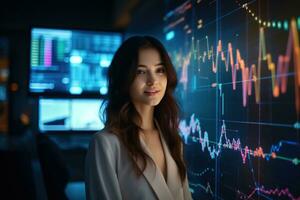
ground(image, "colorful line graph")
xmin=236 ymin=0 xmax=300 ymax=31
xmin=188 ymin=168 xmax=214 ymax=177
xmin=179 ymin=19 xmax=300 ymax=114
xmin=243 ymin=186 xmax=300 ymax=200
xmin=189 ymin=181 xmax=214 ymax=196
xmin=164 ymin=0 xmax=299 ymax=199
xmin=179 ymin=114 xmax=300 ymax=165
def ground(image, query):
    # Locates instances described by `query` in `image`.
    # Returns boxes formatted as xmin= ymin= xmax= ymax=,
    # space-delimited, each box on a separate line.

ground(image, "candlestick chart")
xmin=163 ymin=0 xmax=300 ymax=199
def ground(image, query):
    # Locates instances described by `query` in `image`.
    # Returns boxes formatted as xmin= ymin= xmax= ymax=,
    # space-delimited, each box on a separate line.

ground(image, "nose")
xmin=146 ymin=71 xmax=157 ymax=86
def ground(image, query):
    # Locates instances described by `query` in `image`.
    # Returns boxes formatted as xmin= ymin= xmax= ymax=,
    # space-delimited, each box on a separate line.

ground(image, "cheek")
xmin=162 ymin=78 xmax=167 ymax=90
xmin=132 ymin=75 xmax=144 ymax=84
xmin=130 ymin=78 xmax=144 ymax=95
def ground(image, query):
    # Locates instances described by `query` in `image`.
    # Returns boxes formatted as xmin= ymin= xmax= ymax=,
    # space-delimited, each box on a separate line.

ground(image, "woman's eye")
xmin=157 ymin=68 xmax=166 ymax=74
xmin=136 ymin=69 xmax=146 ymax=74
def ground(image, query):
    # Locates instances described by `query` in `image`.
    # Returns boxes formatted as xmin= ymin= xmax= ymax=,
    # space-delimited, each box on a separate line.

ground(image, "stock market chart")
xmin=163 ymin=0 xmax=300 ymax=199
xmin=30 ymin=28 xmax=122 ymax=95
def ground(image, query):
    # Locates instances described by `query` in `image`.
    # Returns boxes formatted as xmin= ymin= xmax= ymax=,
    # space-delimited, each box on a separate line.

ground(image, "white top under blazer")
xmin=85 ymin=124 xmax=193 ymax=200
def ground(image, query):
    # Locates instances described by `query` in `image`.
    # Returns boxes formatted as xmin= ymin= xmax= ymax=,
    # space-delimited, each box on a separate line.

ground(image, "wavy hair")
xmin=102 ymin=36 xmax=186 ymax=181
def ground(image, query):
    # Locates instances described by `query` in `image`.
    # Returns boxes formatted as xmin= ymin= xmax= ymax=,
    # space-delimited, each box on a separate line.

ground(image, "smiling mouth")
xmin=144 ymin=90 xmax=160 ymax=96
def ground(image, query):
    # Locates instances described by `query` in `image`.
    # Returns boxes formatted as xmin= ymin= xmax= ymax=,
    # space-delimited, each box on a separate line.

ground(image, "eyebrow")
xmin=137 ymin=63 xmax=165 ymax=67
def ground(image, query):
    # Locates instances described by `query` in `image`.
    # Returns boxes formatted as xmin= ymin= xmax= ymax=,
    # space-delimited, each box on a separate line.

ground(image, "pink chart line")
xmin=246 ymin=186 xmax=300 ymax=200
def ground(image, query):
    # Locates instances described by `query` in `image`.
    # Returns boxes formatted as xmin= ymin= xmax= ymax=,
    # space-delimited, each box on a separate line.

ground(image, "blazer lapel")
xmin=156 ymin=123 xmax=184 ymax=200
xmin=138 ymin=134 xmax=174 ymax=200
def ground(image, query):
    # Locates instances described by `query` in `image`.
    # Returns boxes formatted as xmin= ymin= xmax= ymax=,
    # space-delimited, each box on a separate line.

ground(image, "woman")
xmin=85 ymin=36 xmax=192 ymax=200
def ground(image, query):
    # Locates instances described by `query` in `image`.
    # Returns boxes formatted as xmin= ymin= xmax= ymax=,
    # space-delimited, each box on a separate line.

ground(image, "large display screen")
xmin=163 ymin=0 xmax=300 ymax=199
xmin=29 ymin=28 xmax=122 ymax=96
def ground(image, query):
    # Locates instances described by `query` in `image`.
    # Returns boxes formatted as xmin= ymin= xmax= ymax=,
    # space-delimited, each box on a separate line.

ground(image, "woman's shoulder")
xmin=89 ymin=129 xmax=121 ymax=150
xmin=86 ymin=129 xmax=122 ymax=172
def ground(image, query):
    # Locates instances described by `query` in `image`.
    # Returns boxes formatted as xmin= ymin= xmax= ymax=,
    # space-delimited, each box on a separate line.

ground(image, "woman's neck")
xmin=134 ymin=104 xmax=155 ymax=131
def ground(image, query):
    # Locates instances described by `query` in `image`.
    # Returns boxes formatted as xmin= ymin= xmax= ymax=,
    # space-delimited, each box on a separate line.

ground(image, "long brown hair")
xmin=102 ymin=36 xmax=186 ymax=181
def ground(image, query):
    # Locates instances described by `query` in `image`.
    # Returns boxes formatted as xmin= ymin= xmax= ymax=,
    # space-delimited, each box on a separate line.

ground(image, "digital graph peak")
xmin=183 ymin=19 xmax=300 ymax=114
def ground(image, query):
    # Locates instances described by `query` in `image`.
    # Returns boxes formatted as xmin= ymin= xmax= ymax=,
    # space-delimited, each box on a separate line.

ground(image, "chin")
xmin=150 ymin=102 xmax=161 ymax=106
xmin=144 ymin=99 xmax=162 ymax=106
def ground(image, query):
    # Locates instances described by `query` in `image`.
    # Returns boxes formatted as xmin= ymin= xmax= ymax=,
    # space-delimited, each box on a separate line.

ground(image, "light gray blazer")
xmin=85 ymin=128 xmax=193 ymax=200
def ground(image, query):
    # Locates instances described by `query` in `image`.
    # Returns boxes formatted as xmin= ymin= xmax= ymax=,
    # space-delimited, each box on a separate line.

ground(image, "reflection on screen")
xmin=30 ymin=28 xmax=122 ymax=95
xmin=39 ymin=98 xmax=104 ymax=132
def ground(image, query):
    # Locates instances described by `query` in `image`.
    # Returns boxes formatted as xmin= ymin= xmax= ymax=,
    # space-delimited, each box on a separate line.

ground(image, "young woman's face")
xmin=129 ymin=48 xmax=167 ymax=108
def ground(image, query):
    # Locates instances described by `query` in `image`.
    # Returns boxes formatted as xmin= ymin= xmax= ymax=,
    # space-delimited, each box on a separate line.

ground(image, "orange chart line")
xmin=186 ymin=19 xmax=300 ymax=114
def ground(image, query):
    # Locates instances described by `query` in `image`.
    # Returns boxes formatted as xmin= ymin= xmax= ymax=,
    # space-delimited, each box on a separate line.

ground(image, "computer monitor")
xmin=38 ymin=98 xmax=105 ymax=132
xmin=29 ymin=28 xmax=122 ymax=97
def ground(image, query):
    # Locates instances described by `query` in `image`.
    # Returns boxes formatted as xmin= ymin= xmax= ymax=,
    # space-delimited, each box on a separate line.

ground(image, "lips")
xmin=144 ymin=90 xmax=160 ymax=95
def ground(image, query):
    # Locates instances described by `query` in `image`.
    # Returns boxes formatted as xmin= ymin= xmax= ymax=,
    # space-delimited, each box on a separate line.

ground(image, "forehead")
xmin=138 ymin=48 xmax=162 ymax=65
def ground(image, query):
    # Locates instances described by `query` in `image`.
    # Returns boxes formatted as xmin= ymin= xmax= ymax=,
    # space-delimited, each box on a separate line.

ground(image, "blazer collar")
xmin=137 ymin=121 xmax=183 ymax=200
